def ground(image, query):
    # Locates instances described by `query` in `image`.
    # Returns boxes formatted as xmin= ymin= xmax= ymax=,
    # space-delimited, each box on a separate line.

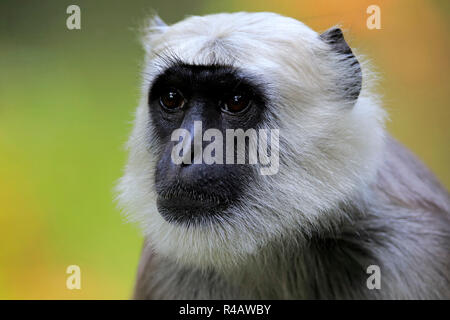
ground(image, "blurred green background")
xmin=0 ymin=0 xmax=448 ymax=299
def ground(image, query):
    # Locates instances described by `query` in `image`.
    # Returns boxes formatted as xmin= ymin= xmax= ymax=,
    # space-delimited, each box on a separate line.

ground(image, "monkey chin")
xmin=156 ymin=195 xmax=232 ymax=225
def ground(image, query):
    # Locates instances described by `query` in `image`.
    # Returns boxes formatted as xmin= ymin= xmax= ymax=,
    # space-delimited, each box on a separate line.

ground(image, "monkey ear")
xmin=141 ymin=15 xmax=168 ymax=53
xmin=320 ymin=27 xmax=362 ymax=102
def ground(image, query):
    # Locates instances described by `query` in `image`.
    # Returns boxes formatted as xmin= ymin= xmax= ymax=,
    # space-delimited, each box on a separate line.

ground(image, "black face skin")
xmin=148 ymin=62 xmax=267 ymax=225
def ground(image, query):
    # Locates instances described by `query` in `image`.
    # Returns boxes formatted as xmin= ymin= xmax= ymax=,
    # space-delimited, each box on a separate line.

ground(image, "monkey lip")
xmin=156 ymin=185 xmax=230 ymax=206
xmin=156 ymin=191 xmax=231 ymax=224
xmin=157 ymin=193 xmax=229 ymax=210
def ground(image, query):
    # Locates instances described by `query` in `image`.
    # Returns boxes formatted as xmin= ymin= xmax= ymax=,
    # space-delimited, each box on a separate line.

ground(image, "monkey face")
xmin=148 ymin=63 xmax=267 ymax=224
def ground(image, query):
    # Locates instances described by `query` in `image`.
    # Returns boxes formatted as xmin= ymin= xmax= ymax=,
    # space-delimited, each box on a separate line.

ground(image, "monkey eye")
xmin=159 ymin=88 xmax=185 ymax=111
xmin=221 ymin=94 xmax=251 ymax=114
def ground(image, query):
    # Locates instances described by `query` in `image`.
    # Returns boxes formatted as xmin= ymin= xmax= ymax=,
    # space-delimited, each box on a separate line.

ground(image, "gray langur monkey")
xmin=117 ymin=12 xmax=450 ymax=299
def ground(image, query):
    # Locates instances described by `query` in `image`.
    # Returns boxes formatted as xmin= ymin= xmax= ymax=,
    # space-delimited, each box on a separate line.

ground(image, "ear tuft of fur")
xmin=320 ymin=27 xmax=350 ymax=55
xmin=320 ymin=27 xmax=362 ymax=102
xmin=141 ymin=14 xmax=168 ymax=53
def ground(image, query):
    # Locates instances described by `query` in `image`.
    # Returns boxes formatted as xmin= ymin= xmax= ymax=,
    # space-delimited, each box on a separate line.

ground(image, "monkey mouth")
xmin=156 ymin=188 xmax=232 ymax=225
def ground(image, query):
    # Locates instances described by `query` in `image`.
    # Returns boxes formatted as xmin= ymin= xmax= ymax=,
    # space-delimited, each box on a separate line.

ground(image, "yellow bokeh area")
xmin=0 ymin=0 xmax=448 ymax=299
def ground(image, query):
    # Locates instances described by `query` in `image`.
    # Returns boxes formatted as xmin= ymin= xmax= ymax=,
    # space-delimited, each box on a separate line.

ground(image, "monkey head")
xmin=117 ymin=12 xmax=386 ymax=269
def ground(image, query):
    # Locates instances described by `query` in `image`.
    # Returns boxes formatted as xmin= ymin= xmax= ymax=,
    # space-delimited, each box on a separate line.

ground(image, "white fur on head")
xmin=117 ymin=12 xmax=386 ymax=270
